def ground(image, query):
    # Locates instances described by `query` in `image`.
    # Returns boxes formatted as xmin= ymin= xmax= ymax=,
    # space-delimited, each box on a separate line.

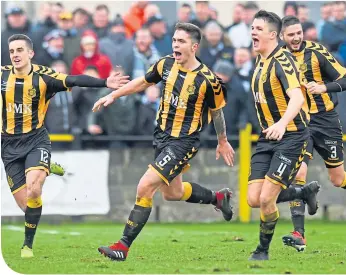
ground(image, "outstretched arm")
xmin=211 ymin=108 xmax=235 ymax=166
xmin=92 ymin=76 xmax=153 ymax=112
xmin=65 ymin=71 xmax=129 ymax=90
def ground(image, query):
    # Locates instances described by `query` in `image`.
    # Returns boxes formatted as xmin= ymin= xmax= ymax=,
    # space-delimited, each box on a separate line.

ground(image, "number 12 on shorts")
xmin=40 ymin=149 xmax=49 ymax=164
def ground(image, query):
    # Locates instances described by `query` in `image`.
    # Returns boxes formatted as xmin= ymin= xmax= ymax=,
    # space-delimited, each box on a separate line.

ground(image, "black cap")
xmin=5 ymin=6 xmax=24 ymax=16
xmin=146 ymin=15 xmax=164 ymax=27
xmin=110 ymin=14 xmax=124 ymax=27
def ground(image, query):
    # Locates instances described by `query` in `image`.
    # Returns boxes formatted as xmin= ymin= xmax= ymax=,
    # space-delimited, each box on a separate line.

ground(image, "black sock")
xmin=24 ymin=197 xmax=43 ymax=249
xmin=120 ymin=197 xmax=152 ymax=248
xmin=276 ymin=186 xmax=303 ymax=203
xmin=258 ymin=210 xmax=279 ymax=252
xmin=289 ymin=184 xmax=305 ymax=237
xmin=183 ymin=182 xmax=216 ymax=205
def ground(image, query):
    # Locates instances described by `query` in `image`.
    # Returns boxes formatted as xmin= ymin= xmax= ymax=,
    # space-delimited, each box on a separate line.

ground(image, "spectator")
xmin=88 ymin=85 xmax=139 ymax=148
xmin=99 ymin=16 xmax=134 ymax=78
xmin=227 ymin=3 xmax=244 ymax=31
xmin=283 ymin=1 xmax=298 ymax=16
xmin=132 ymin=28 xmax=161 ymax=80
xmin=135 ymin=85 xmax=161 ymax=147
xmin=169 ymin=3 xmax=192 ymax=35
xmin=338 ymin=40 xmax=346 ymax=65
xmin=71 ymin=30 xmax=112 ymax=79
xmin=322 ymin=1 xmax=346 ymax=52
xmin=227 ymin=2 xmax=259 ymax=48
xmin=71 ymin=66 xmax=102 ymax=135
xmin=1 ymin=6 xmax=34 ymax=65
xmin=146 ymin=15 xmax=172 ymax=57
xmin=32 ymin=2 xmax=56 ymax=33
xmin=190 ymin=1 xmax=212 ymax=29
xmin=209 ymin=6 xmax=218 ymax=21
xmin=34 ymin=29 xmax=69 ymax=67
xmin=123 ymin=1 xmax=148 ymax=38
xmin=57 ymin=12 xmax=80 ymax=67
xmin=45 ymin=60 xmax=80 ymax=150
xmin=73 ymin=8 xmax=90 ymax=34
xmin=144 ymin=4 xmax=161 ymax=22
xmin=213 ymin=60 xmax=248 ymax=138
xmin=89 ymin=4 xmax=110 ymax=39
xmin=233 ymin=47 xmax=260 ymax=134
xmin=302 ymin=22 xmax=318 ymax=42
xmin=317 ymin=2 xmax=332 ymax=41
xmin=297 ymin=4 xmax=311 ymax=24
xmin=32 ymin=2 xmax=63 ymax=52
xmin=177 ymin=3 xmax=192 ymax=23
xmin=198 ymin=21 xmax=234 ymax=69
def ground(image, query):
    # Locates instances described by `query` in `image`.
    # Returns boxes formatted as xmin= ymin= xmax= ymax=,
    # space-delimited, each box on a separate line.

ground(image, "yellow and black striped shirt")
xmin=289 ymin=41 xmax=346 ymax=114
xmin=252 ymin=45 xmax=309 ymax=132
xmin=1 ymin=64 xmax=70 ymax=135
xmin=144 ymin=55 xmax=226 ymax=138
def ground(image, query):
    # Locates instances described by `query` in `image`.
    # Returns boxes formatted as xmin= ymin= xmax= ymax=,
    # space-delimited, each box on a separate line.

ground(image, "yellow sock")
xmin=135 ymin=197 xmax=153 ymax=208
xmin=295 ymin=179 xmax=306 ymax=185
xmin=27 ymin=197 xmax=42 ymax=208
xmin=180 ymin=182 xmax=193 ymax=201
xmin=341 ymin=172 xmax=346 ymax=188
xmin=260 ymin=209 xmax=280 ymax=222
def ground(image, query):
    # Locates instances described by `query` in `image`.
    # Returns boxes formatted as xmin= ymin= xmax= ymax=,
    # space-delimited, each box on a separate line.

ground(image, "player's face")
xmin=251 ymin=18 xmax=277 ymax=54
xmin=9 ymin=40 xmax=34 ymax=70
xmin=282 ymin=24 xmax=304 ymax=52
xmin=172 ymin=29 xmax=198 ymax=65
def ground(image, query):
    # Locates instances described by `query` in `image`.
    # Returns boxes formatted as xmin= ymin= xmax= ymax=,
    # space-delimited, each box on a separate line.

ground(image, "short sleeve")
xmin=205 ymin=74 xmax=227 ymax=110
xmin=38 ymin=66 xmax=71 ymax=99
xmin=144 ymin=58 xmax=165 ymax=84
xmin=315 ymin=47 xmax=346 ymax=81
xmin=275 ymin=59 xmax=301 ymax=93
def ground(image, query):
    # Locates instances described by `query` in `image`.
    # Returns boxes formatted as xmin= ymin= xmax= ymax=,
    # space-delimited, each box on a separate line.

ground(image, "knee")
xmin=137 ymin=173 xmax=160 ymax=198
xmin=247 ymin=193 xmax=260 ymax=208
xmin=162 ymin=188 xmax=184 ymax=201
xmin=18 ymin=200 xmax=27 ymax=212
xmin=259 ymin=194 xmax=275 ymax=209
xmin=26 ymin=174 xmax=45 ymax=198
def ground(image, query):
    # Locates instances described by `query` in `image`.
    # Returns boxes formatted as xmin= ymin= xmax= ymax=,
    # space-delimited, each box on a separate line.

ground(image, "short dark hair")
xmin=181 ymin=3 xmax=192 ymax=9
xmin=282 ymin=15 xmax=301 ymax=31
xmin=244 ymin=1 xmax=259 ymax=11
xmin=8 ymin=34 xmax=33 ymax=50
xmin=195 ymin=1 xmax=209 ymax=6
xmin=95 ymin=4 xmax=109 ymax=13
xmin=298 ymin=4 xmax=307 ymax=9
xmin=254 ymin=10 xmax=282 ymax=38
xmin=283 ymin=1 xmax=298 ymax=14
xmin=175 ymin=22 xmax=202 ymax=44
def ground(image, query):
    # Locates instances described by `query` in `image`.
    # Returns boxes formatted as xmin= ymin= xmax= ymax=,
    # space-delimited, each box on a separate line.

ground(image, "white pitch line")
xmin=3 ymin=225 xmax=82 ymax=235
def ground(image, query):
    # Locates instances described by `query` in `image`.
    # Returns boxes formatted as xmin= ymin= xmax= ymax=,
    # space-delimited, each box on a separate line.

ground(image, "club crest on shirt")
xmin=299 ymin=63 xmax=307 ymax=73
xmin=186 ymin=84 xmax=196 ymax=95
xmin=28 ymin=86 xmax=36 ymax=97
xmin=261 ymin=73 xmax=268 ymax=82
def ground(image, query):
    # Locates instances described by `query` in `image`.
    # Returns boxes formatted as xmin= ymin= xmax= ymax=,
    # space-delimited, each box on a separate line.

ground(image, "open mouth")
xmin=13 ymin=58 xmax=21 ymax=64
xmin=292 ymin=40 xmax=301 ymax=47
xmin=252 ymin=38 xmax=259 ymax=47
xmin=174 ymin=51 xmax=182 ymax=58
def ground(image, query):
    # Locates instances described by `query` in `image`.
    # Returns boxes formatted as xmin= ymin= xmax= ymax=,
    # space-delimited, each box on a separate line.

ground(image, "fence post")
xmin=238 ymin=123 xmax=252 ymax=223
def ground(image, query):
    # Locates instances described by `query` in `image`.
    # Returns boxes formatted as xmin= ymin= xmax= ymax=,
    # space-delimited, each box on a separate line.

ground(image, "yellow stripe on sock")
xmin=27 ymin=197 xmax=42 ymax=208
xmin=341 ymin=172 xmax=346 ymax=188
xmin=260 ymin=209 xmax=279 ymax=222
xmin=135 ymin=197 xmax=153 ymax=208
xmin=295 ymin=179 xmax=306 ymax=185
xmin=181 ymin=182 xmax=193 ymax=201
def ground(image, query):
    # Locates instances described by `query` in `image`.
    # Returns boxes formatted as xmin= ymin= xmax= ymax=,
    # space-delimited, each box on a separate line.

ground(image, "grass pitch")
xmin=1 ymin=221 xmax=346 ymax=274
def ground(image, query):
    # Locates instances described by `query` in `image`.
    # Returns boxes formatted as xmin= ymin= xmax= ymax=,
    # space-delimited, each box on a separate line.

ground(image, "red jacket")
xmin=71 ymin=30 xmax=112 ymax=79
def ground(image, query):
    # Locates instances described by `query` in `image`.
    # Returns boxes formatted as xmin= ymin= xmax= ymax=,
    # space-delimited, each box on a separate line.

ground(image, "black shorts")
xmin=249 ymin=129 xmax=309 ymax=189
xmin=303 ymin=110 xmax=344 ymax=168
xmin=149 ymin=128 xmax=200 ymax=185
xmin=1 ymin=127 xmax=51 ymax=194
